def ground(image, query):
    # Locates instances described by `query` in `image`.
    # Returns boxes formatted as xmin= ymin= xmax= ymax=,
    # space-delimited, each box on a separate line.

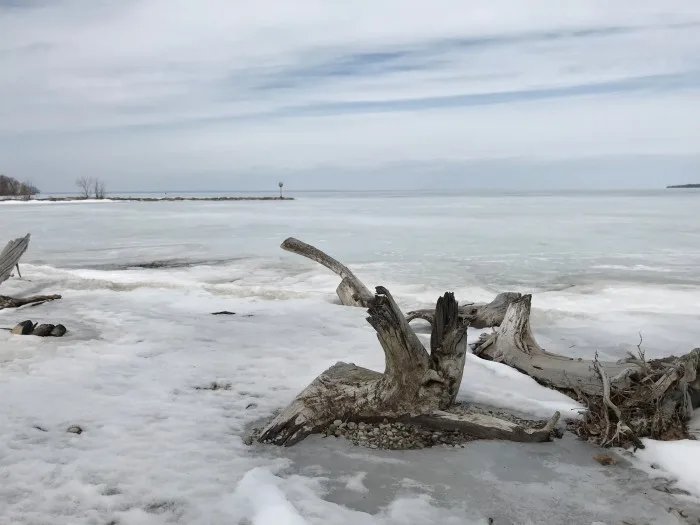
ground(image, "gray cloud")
xmin=1 ymin=0 xmax=699 ymax=191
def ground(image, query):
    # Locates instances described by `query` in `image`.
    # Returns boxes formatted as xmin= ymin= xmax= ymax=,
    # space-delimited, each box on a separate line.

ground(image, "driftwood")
xmin=279 ymin=237 xmax=520 ymax=329
xmin=258 ymin=287 xmax=560 ymax=447
xmin=0 ymin=294 xmax=62 ymax=310
xmin=472 ymin=294 xmax=700 ymax=447
xmin=407 ymin=292 xmax=522 ymax=329
xmin=0 ymin=233 xmax=30 ymax=285
xmin=0 ymin=234 xmax=63 ymax=310
xmin=281 ymin=237 xmax=374 ymax=307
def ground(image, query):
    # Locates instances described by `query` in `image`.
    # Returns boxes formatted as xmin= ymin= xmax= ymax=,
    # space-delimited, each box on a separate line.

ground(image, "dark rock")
xmin=67 ymin=425 xmax=83 ymax=435
xmin=32 ymin=324 xmax=55 ymax=337
xmin=11 ymin=320 xmax=34 ymax=335
xmin=211 ymin=311 xmax=236 ymax=316
xmin=51 ymin=324 xmax=67 ymax=337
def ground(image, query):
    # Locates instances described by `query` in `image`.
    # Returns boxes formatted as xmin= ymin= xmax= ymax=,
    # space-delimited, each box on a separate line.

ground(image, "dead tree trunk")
xmin=0 ymin=234 xmax=30 ymax=285
xmin=281 ymin=237 xmax=373 ymax=307
xmin=472 ymin=294 xmax=700 ymax=447
xmin=407 ymin=292 xmax=522 ymax=329
xmin=258 ymin=287 xmax=560 ymax=446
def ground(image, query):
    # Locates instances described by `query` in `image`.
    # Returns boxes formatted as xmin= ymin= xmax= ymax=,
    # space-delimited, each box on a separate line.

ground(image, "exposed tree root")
xmin=471 ymin=294 xmax=700 ymax=448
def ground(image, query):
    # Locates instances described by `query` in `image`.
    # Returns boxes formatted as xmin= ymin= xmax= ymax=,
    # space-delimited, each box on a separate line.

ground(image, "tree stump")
xmin=258 ymin=287 xmax=560 ymax=446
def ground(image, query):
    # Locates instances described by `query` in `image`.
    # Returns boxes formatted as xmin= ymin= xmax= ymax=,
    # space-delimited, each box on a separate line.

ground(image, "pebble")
xmin=321 ymin=419 xmax=474 ymax=450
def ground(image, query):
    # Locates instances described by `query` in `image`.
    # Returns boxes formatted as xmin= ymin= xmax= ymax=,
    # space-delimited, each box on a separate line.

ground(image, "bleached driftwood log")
xmin=258 ymin=287 xmax=560 ymax=446
xmin=281 ymin=237 xmax=373 ymax=307
xmin=0 ymin=294 xmax=62 ymax=310
xmin=407 ymin=292 xmax=522 ymax=329
xmin=0 ymin=233 xmax=62 ymax=310
xmin=472 ymin=294 xmax=700 ymax=447
xmin=0 ymin=233 xmax=30 ymax=285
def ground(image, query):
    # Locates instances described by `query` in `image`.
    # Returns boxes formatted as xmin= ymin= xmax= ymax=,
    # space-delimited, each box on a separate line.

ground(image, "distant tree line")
xmin=76 ymin=176 xmax=108 ymax=199
xmin=0 ymin=174 xmax=40 ymax=199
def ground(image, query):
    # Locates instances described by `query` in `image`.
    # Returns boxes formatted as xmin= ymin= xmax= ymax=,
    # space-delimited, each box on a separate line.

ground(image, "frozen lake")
xmin=1 ymin=190 xmax=699 ymax=524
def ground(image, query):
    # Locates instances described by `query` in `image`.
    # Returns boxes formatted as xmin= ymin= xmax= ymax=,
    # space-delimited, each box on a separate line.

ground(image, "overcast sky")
xmin=1 ymin=0 xmax=699 ymax=192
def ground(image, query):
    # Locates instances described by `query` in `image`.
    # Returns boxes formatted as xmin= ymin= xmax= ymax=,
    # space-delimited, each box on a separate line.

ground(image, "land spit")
xmin=12 ymin=196 xmax=295 ymax=202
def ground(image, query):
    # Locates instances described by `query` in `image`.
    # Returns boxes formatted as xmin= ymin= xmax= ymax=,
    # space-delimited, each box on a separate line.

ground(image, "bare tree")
xmin=20 ymin=181 xmax=39 ymax=200
xmin=94 ymin=179 xmax=107 ymax=199
xmin=76 ymin=177 xmax=94 ymax=199
xmin=8 ymin=178 xmax=20 ymax=196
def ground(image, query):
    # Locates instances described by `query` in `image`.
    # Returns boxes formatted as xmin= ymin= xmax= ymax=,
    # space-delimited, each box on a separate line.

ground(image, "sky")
xmin=1 ymin=0 xmax=699 ymax=192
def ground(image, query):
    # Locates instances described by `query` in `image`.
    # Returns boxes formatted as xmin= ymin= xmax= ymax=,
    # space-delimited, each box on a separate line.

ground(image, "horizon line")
xmin=34 ymin=187 xmax=689 ymax=195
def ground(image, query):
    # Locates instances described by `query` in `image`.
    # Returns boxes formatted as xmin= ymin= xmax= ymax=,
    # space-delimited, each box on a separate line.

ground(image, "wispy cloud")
xmin=1 ymin=0 xmax=699 ymax=190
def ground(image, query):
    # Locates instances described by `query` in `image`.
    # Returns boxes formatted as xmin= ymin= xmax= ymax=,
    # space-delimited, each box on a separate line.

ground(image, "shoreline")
xmin=0 ymin=196 xmax=295 ymax=203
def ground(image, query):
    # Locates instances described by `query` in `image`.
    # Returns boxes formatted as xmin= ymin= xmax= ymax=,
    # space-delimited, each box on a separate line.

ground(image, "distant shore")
xmin=667 ymin=184 xmax=700 ymax=189
xmin=0 ymin=196 xmax=295 ymax=203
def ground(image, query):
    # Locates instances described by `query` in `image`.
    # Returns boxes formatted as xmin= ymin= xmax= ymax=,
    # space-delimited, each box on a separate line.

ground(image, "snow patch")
xmin=231 ymin=468 xmax=310 ymax=525
xmin=458 ymin=352 xmax=583 ymax=419
xmin=634 ymin=439 xmax=700 ymax=498
xmin=0 ymin=198 xmax=116 ymax=205
xmin=343 ymin=472 xmax=369 ymax=493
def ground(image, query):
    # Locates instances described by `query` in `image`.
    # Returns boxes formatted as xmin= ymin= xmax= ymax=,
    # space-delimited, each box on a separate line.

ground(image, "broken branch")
xmin=281 ymin=237 xmax=374 ymax=307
